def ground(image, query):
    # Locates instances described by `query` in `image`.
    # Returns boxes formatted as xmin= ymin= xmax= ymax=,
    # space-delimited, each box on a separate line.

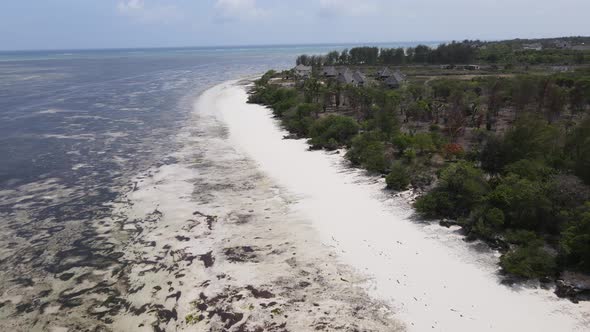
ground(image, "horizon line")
xmin=0 ymin=40 xmax=486 ymax=53
xmin=2 ymin=34 xmax=588 ymax=53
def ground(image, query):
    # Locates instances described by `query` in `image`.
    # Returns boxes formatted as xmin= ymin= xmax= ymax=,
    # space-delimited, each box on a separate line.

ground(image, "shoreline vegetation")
xmin=247 ymin=37 xmax=590 ymax=302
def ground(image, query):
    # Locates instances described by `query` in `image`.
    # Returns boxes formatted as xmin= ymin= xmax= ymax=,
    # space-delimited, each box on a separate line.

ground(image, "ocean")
xmin=0 ymin=45 xmax=410 ymax=331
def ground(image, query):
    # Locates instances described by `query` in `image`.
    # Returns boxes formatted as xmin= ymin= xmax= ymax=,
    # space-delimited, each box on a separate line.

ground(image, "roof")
xmin=385 ymin=71 xmax=406 ymax=87
xmin=353 ymin=71 xmax=366 ymax=84
xmin=295 ymin=64 xmax=312 ymax=71
xmin=323 ymin=66 xmax=338 ymax=77
xmin=377 ymin=67 xmax=393 ymax=78
xmin=337 ymin=68 xmax=355 ymax=85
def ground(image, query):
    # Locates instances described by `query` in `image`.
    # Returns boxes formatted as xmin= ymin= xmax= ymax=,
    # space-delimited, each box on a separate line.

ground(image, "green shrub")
xmin=347 ymin=132 xmax=389 ymax=173
xmin=309 ymin=115 xmax=359 ymax=149
xmin=471 ymin=207 xmax=505 ymax=238
xmin=503 ymin=159 xmax=552 ymax=181
xmin=500 ymin=243 xmax=557 ymax=278
xmin=414 ymin=161 xmax=489 ymax=219
xmin=410 ymin=167 xmax=434 ymax=188
xmin=504 ymin=229 xmax=539 ymax=245
xmin=403 ymin=148 xmax=417 ymax=162
xmin=392 ymin=133 xmax=414 ymax=154
xmin=560 ymin=204 xmax=590 ymax=273
xmin=283 ymin=103 xmax=319 ymax=136
xmin=413 ymin=133 xmax=436 ymax=154
xmin=486 ymin=175 xmax=551 ymax=231
xmin=386 ymin=164 xmax=411 ymax=190
xmin=415 ymin=191 xmax=454 ymax=218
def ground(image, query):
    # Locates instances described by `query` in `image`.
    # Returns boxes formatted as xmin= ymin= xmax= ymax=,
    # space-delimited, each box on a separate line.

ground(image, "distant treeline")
xmin=296 ymin=39 xmax=590 ymax=67
xmin=296 ymin=41 xmax=478 ymax=66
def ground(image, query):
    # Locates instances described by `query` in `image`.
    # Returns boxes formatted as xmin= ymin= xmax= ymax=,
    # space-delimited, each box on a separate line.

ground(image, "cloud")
xmin=214 ymin=0 xmax=267 ymax=21
xmin=318 ymin=0 xmax=381 ymax=17
xmin=117 ymin=0 xmax=182 ymax=23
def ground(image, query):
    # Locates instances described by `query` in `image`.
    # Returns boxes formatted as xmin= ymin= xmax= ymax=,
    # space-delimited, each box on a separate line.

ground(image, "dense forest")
xmin=249 ymin=40 xmax=590 ymax=297
xmin=296 ymin=39 xmax=590 ymax=66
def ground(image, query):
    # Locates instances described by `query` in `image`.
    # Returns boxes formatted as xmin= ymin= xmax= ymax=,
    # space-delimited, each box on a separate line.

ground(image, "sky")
xmin=0 ymin=0 xmax=589 ymax=51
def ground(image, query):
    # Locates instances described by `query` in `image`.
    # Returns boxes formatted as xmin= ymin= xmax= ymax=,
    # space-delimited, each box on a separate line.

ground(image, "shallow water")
xmin=0 ymin=46 xmax=407 ymax=331
xmin=0 ymin=47 xmax=296 ymax=330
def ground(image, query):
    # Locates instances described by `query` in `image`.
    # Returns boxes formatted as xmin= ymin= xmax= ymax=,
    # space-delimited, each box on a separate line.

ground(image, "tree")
xmin=386 ymin=163 xmax=411 ymax=190
xmin=500 ymin=241 xmax=557 ymax=278
xmin=413 ymin=45 xmax=431 ymax=63
xmin=284 ymin=103 xmax=319 ymax=136
xmin=486 ymin=174 xmax=552 ymax=231
xmin=392 ymin=133 xmax=414 ymax=154
xmin=309 ymin=115 xmax=359 ymax=149
xmin=566 ymin=118 xmax=590 ymax=185
xmin=560 ymin=203 xmax=590 ymax=273
xmin=413 ymin=133 xmax=435 ymax=154
xmin=480 ymin=115 xmax=561 ymax=172
xmin=415 ymin=162 xmax=489 ymax=218
xmin=346 ymin=132 xmax=389 ymax=173
xmin=570 ymin=79 xmax=590 ymax=113
xmin=542 ymin=82 xmax=566 ymax=123
xmin=512 ymin=76 xmax=539 ymax=112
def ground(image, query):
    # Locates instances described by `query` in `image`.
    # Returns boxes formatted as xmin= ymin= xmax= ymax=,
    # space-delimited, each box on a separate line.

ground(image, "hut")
xmin=352 ymin=71 xmax=367 ymax=87
xmin=337 ymin=68 xmax=355 ymax=85
xmin=323 ymin=66 xmax=338 ymax=78
xmin=377 ymin=67 xmax=393 ymax=80
xmin=294 ymin=64 xmax=312 ymax=78
xmin=385 ymin=71 xmax=406 ymax=89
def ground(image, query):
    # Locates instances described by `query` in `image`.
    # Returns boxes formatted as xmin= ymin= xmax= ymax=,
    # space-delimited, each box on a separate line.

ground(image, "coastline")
xmin=215 ymin=79 xmax=590 ymax=331
xmin=103 ymin=80 xmax=404 ymax=331
xmin=4 ymin=77 xmax=587 ymax=331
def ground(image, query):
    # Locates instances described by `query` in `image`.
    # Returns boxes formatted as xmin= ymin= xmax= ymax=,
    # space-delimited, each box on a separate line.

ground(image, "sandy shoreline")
xmin=99 ymin=79 xmax=403 ymax=331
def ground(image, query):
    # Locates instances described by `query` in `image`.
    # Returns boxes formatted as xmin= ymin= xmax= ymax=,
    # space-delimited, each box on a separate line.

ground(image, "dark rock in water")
xmin=166 ymin=291 xmax=182 ymax=302
xmin=224 ymin=246 xmax=259 ymax=263
xmin=155 ymin=308 xmax=178 ymax=324
xmin=210 ymin=309 xmax=244 ymax=329
xmin=245 ymin=285 xmax=274 ymax=299
xmin=555 ymin=275 xmax=590 ymax=303
xmin=193 ymin=211 xmax=217 ymax=230
xmin=439 ymin=219 xmax=458 ymax=228
xmin=555 ymin=280 xmax=579 ymax=302
xmin=298 ymin=281 xmax=311 ymax=288
xmin=486 ymin=238 xmax=509 ymax=252
xmin=200 ymin=251 xmax=215 ymax=268
xmin=500 ymin=275 xmax=525 ymax=286
xmin=12 ymin=277 xmax=34 ymax=287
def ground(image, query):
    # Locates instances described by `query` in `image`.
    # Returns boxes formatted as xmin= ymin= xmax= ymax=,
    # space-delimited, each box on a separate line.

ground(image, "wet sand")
xmin=0 ymin=79 xmax=402 ymax=331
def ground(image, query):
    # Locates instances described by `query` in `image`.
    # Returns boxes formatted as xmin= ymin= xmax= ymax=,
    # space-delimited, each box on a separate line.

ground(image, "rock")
xmin=555 ymin=272 xmax=590 ymax=303
xmin=439 ymin=219 xmax=459 ymax=228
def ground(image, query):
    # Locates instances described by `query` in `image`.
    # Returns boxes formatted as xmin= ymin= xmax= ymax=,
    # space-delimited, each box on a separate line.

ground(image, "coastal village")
xmin=250 ymin=38 xmax=590 ymax=302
